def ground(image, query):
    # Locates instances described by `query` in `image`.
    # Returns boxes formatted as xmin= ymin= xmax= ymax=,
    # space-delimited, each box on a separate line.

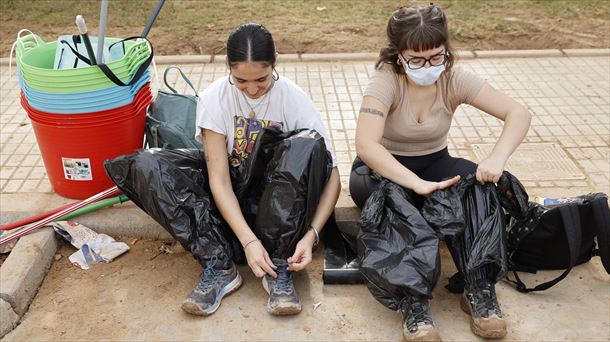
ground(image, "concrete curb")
xmin=473 ymin=49 xmax=564 ymax=58
xmin=0 ymin=204 xmax=360 ymax=240
xmin=0 ymin=227 xmax=57 ymax=338
xmin=0 ymin=299 xmax=19 ymax=339
xmin=1 ymin=49 xmax=609 ymax=66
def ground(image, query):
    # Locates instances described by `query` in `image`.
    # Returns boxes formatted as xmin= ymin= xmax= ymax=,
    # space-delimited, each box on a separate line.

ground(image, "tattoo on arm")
xmin=359 ymin=107 xmax=385 ymax=118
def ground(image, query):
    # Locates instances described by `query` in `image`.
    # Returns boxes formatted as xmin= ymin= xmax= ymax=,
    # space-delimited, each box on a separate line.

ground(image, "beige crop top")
xmin=364 ymin=64 xmax=486 ymax=156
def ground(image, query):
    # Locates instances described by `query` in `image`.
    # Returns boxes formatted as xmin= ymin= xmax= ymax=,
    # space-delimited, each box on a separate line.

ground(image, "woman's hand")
xmin=412 ymin=175 xmax=461 ymax=196
xmin=244 ymin=240 xmax=277 ymax=278
xmin=476 ymin=156 xmax=505 ymax=184
xmin=287 ymin=232 xmax=316 ymax=271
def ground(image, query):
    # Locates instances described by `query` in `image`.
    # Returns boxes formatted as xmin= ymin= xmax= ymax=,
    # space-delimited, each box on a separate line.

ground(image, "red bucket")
xmin=24 ymin=95 xmax=151 ymax=199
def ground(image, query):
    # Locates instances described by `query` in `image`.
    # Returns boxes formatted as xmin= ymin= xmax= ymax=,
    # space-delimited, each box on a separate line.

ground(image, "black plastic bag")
xmin=358 ymin=173 xmax=508 ymax=309
xmin=422 ymin=174 xmax=508 ymax=284
xmin=357 ymin=178 xmax=441 ymax=310
xmin=104 ymin=128 xmax=331 ymax=268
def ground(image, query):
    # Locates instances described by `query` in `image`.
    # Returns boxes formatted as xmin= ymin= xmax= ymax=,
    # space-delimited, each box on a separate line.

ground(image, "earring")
xmin=228 ymin=70 xmax=234 ymax=85
xmin=272 ymin=68 xmax=279 ymax=81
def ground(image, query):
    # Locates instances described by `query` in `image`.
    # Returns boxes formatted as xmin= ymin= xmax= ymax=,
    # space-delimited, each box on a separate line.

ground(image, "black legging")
xmin=349 ymin=147 xmax=477 ymax=209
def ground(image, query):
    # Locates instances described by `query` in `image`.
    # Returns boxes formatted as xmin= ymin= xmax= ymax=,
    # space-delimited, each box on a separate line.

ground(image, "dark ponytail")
xmin=226 ymin=23 xmax=276 ymax=67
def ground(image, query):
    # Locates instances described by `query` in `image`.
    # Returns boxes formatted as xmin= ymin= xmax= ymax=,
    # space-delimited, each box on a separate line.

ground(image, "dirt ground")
xmin=1 ymin=1 xmax=608 ymax=57
xmin=4 ymin=238 xmax=609 ymax=341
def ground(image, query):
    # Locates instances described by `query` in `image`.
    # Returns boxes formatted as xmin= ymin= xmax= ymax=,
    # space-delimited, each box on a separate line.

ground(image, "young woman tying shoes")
xmin=109 ymin=22 xmax=340 ymax=317
xmin=185 ymin=23 xmax=340 ymax=316
xmin=350 ymin=4 xmax=531 ymax=341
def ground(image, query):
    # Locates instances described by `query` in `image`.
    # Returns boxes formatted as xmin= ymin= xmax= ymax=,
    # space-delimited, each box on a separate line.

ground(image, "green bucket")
xmin=15 ymin=34 xmax=151 ymax=93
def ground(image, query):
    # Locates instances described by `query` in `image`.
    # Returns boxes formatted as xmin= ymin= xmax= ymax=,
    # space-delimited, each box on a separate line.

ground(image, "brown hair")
xmin=375 ymin=4 xmax=455 ymax=74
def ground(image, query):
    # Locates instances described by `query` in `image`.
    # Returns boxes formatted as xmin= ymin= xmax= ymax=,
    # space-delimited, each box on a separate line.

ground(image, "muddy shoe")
xmin=461 ymin=280 xmax=507 ymax=339
xmin=399 ymin=295 xmax=442 ymax=342
xmin=262 ymin=259 xmax=301 ymax=315
xmin=181 ymin=258 xmax=242 ymax=316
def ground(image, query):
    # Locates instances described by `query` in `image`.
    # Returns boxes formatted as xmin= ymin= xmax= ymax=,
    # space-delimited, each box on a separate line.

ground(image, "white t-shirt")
xmin=195 ymin=76 xmax=337 ymax=168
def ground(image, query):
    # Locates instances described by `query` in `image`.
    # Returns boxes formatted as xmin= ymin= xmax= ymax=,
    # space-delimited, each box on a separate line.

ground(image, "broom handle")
xmin=97 ymin=0 xmax=109 ymax=63
xmin=1 ymin=202 xmax=75 ymax=231
xmin=0 ymin=186 xmax=121 ymax=246
xmin=141 ymin=0 xmax=165 ymax=38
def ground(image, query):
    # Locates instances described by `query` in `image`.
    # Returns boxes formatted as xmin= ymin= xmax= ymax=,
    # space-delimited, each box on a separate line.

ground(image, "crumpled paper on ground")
xmin=51 ymin=221 xmax=129 ymax=270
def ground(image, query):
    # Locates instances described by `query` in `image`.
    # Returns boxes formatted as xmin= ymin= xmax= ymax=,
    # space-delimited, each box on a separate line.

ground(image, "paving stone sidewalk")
xmin=1 ymin=54 xmax=608 ymax=198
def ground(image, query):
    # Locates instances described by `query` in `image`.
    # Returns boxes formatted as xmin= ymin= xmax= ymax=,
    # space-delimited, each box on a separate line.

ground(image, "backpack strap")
xmin=510 ymin=204 xmax=581 ymax=293
xmin=590 ymin=198 xmax=610 ymax=273
xmin=97 ymin=36 xmax=154 ymax=87
xmin=163 ymin=66 xmax=198 ymax=96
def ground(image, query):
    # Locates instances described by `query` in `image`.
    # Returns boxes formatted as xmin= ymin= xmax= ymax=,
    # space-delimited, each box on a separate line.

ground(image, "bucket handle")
xmin=15 ymin=30 xmax=45 ymax=54
xmin=9 ymin=29 xmax=45 ymax=80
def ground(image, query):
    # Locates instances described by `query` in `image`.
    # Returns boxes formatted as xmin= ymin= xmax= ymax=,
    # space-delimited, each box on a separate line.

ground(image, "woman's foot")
xmin=461 ymin=280 xmax=507 ymax=339
xmin=262 ymin=259 xmax=301 ymax=315
xmin=400 ymin=295 xmax=442 ymax=341
xmin=181 ymin=259 xmax=242 ymax=316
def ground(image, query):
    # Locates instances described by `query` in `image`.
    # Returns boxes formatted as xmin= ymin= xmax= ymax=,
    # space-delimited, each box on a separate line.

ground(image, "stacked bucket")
xmin=15 ymin=33 xmax=153 ymax=199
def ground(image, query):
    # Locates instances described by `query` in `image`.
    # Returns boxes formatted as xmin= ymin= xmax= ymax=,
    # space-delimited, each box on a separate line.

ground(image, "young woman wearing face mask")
xmin=180 ymin=23 xmax=340 ymax=317
xmin=350 ymin=5 xmax=531 ymax=341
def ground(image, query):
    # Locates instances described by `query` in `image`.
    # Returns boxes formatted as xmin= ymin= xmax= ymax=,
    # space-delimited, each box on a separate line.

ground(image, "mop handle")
xmin=76 ymin=15 xmax=97 ymax=65
xmin=96 ymin=0 xmax=109 ymax=63
xmin=0 ymin=186 xmax=121 ymax=246
xmin=141 ymin=0 xmax=166 ymax=38
xmin=1 ymin=202 xmax=75 ymax=231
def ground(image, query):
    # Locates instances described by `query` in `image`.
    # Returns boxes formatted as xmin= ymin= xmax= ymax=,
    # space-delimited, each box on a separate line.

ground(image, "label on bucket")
xmin=62 ymin=158 xmax=92 ymax=181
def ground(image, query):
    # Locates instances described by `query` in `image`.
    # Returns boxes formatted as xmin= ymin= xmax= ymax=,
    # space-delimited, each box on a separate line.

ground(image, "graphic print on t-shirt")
xmin=230 ymin=115 xmax=283 ymax=167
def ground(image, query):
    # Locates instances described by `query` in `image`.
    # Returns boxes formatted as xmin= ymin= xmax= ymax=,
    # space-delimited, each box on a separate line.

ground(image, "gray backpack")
xmin=145 ymin=66 xmax=203 ymax=149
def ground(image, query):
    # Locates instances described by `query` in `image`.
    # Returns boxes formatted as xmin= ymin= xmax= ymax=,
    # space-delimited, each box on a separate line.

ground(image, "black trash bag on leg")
xmin=422 ymin=174 xmax=508 ymax=287
xmin=104 ymin=149 xmax=242 ymax=270
xmin=102 ymin=128 xmax=280 ymax=268
xmin=104 ymin=128 xmax=332 ymax=269
xmin=254 ymin=129 xmax=332 ymax=259
xmin=357 ymin=178 xmax=441 ymax=310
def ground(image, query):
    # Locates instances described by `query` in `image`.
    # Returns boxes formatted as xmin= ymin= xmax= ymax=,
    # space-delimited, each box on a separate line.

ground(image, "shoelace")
xmin=273 ymin=265 xmax=294 ymax=295
xmin=469 ymin=281 xmax=502 ymax=318
xmin=401 ymin=296 xmax=433 ymax=333
xmin=198 ymin=256 xmax=219 ymax=293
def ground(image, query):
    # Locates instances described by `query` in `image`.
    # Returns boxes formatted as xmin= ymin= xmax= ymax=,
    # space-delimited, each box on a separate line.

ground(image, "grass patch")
xmin=1 ymin=0 xmax=608 ymax=56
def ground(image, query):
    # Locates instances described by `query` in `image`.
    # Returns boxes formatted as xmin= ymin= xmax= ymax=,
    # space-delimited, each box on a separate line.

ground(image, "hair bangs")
xmin=400 ymin=25 xmax=446 ymax=52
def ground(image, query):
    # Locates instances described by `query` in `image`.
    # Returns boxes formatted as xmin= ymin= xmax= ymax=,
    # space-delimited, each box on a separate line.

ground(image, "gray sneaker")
xmin=181 ymin=257 xmax=242 ymax=316
xmin=262 ymin=259 xmax=301 ymax=315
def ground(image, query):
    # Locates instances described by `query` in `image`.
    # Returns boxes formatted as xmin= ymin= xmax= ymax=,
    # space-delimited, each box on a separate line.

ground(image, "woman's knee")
xmin=349 ymin=160 xmax=379 ymax=209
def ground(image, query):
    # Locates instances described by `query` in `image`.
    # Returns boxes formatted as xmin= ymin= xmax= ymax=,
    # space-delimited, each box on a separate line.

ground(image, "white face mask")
xmin=401 ymin=59 xmax=445 ymax=86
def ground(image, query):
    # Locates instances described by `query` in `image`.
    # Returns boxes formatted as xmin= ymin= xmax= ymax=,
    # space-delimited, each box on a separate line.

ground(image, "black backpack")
xmin=498 ymin=173 xmax=610 ymax=293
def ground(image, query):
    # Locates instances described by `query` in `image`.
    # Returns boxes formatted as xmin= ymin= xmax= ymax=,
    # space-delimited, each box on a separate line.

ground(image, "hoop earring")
xmin=228 ymin=70 xmax=234 ymax=85
xmin=272 ymin=68 xmax=279 ymax=81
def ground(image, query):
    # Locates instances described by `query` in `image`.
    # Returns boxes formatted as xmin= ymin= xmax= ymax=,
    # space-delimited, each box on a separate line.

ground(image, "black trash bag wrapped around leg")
xmin=104 ymin=128 xmax=331 ymax=269
xmin=422 ymin=174 xmax=508 ymax=286
xmin=104 ymin=148 xmax=240 ymax=270
xmin=357 ymin=177 xmax=441 ymax=310
xmin=254 ymin=129 xmax=332 ymax=259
